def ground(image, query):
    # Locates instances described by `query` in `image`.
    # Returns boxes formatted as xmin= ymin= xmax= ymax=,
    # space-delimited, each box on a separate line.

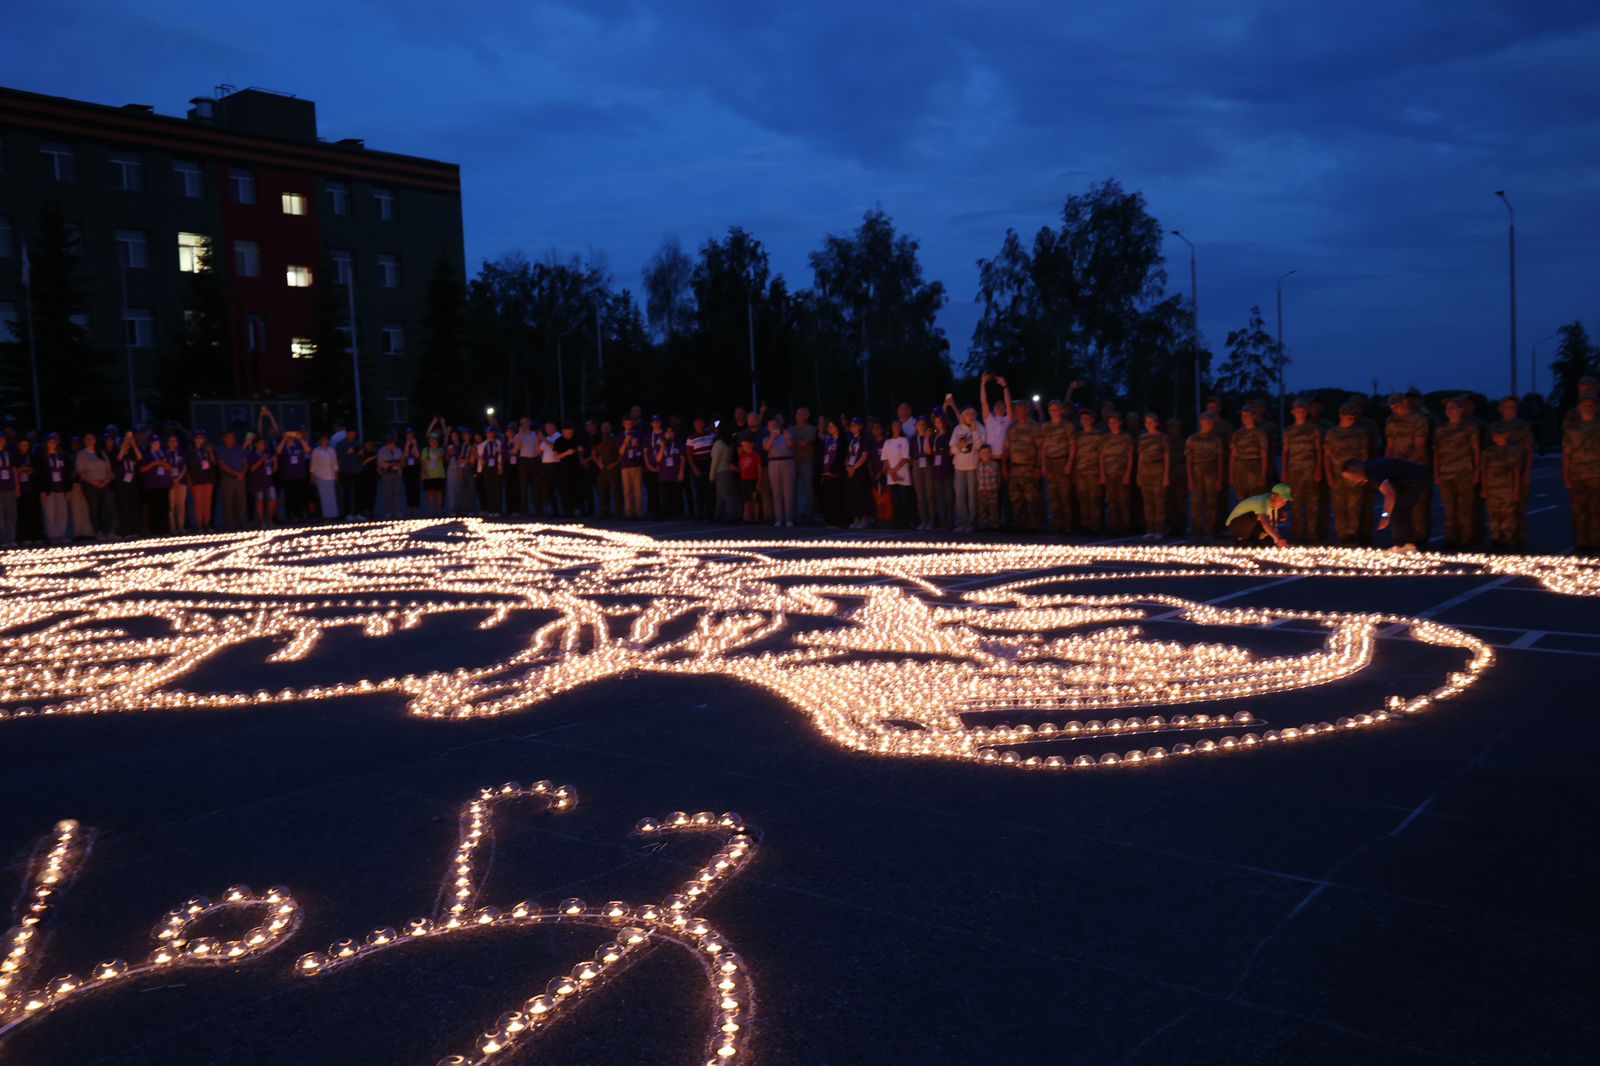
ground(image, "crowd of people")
xmin=2 ymin=375 xmax=1598 ymax=555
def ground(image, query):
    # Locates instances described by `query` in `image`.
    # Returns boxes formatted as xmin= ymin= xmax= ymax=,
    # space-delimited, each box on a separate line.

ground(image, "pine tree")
xmin=1214 ymin=306 xmax=1284 ymax=400
xmin=1548 ymin=321 xmax=1595 ymax=411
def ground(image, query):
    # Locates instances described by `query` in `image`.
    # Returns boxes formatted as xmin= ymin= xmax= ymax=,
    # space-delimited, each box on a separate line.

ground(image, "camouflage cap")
xmin=1338 ymin=401 xmax=1360 ymax=416
xmin=1199 ymin=411 xmax=1218 ymax=422
xmin=1387 ymin=391 xmax=1406 ymax=405
xmin=1291 ymin=395 xmax=1310 ymax=409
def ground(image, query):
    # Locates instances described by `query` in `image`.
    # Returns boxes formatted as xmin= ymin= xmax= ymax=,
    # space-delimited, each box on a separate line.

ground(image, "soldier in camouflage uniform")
xmin=1187 ymin=412 xmax=1225 ymax=539
xmin=1282 ymin=397 xmax=1324 ymax=544
xmin=1432 ymin=396 xmax=1481 ymax=551
xmin=1164 ymin=418 xmax=1187 ymax=537
xmin=1480 ymin=426 xmax=1524 ymax=552
xmin=1204 ymin=397 xmax=1233 ymax=534
xmin=1071 ymin=407 xmax=1105 ymax=534
xmin=1460 ymin=394 xmax=1489 ymax=544
xmin=1561 ymin=376 xmax=1600 ymax=434
xmin=1041 ymin=400 xmax=1076 ymax=534
xmin=1100 ymin=412 xmax=1136 ymax=534
xmin=1230 ymin=403 xmax=1272 ymax=505
xmin=1005 ymin=402 xmax=1044 ymax=532
xmin=1137 ymin=412 xmax=1171 ymax=540
xmin=1564 ymin=394 xmax=1600 ymax=555
xmin=1490 ymin=396 xmax=1535 ymax=550
xmin=1323 ymin=401 xmax=1372 ymax=545
xmin=1385 ymin=392 xmax=1433 ymax=545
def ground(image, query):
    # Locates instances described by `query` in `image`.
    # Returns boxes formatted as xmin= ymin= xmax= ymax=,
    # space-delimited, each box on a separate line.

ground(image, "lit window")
xmin=234 ymin=240 xmax=261 ymax=278
xmin=173 ymin=161 xmax=203 ymax=198
xmin=0 ymin=301 xmax=18 ymax=343
xmin=0 ymin=217 xmax=13 ymax=259
xmin=291 ymin=337 xmax=316 ymax=359
xmin=115 ymin=229 xmax=150 ymax=269
xmin=326 ymin=182 xmax=348 ymax=216
xmin=178 ymin=232 xmax=208 ymax=273
xmin=229 ymin=167 xmax=255 ymax=205
xmin=382 ymin=324 xmax=405 ymax=356
xmin=331 ymin=249 xmax=353 ymax=285
xmin=373 ymin=188 xmax=395 ymax=221
xmin=110 ymin=153 xmax=143 ymax=191
xmin=245 ymin=315 xmax=267 ymax=352
xmin=123 ymin=308 xmax=155 ymax=348
xmin=378 ymin=254 xmax=400 ymax=288
xmin=286 ymin=264 xmax=313 ymax=288
xmin=281 ymin=192 xmax=307 ymax=216
xmin=41 ymin=142 xmax=76 ymax=182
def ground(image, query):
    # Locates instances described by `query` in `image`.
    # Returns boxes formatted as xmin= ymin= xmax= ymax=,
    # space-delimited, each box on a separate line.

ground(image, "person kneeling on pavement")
xmin=1226 ymin=482 xmax=1292 ymax=547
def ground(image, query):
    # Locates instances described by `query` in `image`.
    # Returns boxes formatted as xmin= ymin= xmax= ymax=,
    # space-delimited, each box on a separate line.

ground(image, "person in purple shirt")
xmin=247 ymin=437 xmax=277 ymax=526
xmin=618 ymin=416 xmax=646 ymax=519
xmin=140 ymin=435 xmax=177 ymax=535
xmin=187 ymin=429 xmax=217 ymax=532
xmin=115 ymin=430 xmax=144 ymax=537
xmin=276 ymin=427 xmax=311 ymax=523
xmin=931 ymin=411 xmax=956 ymax=530
xmin=654 ymin=425 xmax=686 ymax=519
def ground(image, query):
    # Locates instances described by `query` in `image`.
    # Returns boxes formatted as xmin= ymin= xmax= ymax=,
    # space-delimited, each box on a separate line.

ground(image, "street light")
xmin=1170 ymin=230 xmax=1200 ymax=424
xmin=1275 ymin=269 xmax=1296 ymax=429
xmin=1531 ymin=331 xmax=1558 ymax=398
xmin=1495 ymin=191 xmax=1517 ymax=397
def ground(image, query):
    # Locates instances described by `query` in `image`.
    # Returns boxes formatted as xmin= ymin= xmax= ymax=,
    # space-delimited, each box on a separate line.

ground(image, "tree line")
xmin=5 ymin=180 xmax=1599 ymax=432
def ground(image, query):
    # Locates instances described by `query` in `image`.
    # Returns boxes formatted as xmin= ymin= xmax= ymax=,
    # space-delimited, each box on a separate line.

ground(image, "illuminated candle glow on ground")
xmin=1 ymin=521 xmax=1593 ymax=770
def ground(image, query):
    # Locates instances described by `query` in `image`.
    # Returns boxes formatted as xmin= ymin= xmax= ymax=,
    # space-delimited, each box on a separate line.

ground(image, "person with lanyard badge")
xmin=950 ymin=404 xmax=986 ymax=534
xmin=276 ymin=424 xmax=311 ymax=524
xmin=816 ymin=418 xmax=845 ymax=527
xmin=762 ymin=416 xmax=796 ymax=528
xmin=311 ymin=432 xmax=341 ymax=520
xmin=245 ymin=437 xmax=275 ymax=526
xmin=187 ymin=430 xmax=217 ymax=531
xmin=164 ymin=434 xmax=190 ymax=533
xmin=445 ymin=428 xmax=471 ymax=515
xmin=652 ymin=425 xmax=686 ymax=519
xmin=841 ymin=417 xmax=870 ymax=529
xmin=139 ymin=435 xmax=177 ymax=535
xmin=642 ymin=414 xmax=667 ymax=520
xmin=420 ymin=431 xmax=447 ymax=515
xmin=618 ymin=417 xmax=646 ymax=519
xmin=1339 ymin=457 xmax=1429 ymax=553
xmin=930 ymin=411 xmax=956 ymax=531
xmin=881 ymin=418 xmax=913 ymax=529
xmin=1226 ymin=482 xmax=1293 ymax=547
xmin=910 ymin=416 xmax=937 ymax=531
xmin=114 ymin=431 xmax=144 ymax=536
xmin=481 ymin=426 xmax=507 ymax=515
xmin=37 ymin=434 xmax=71 ymax=543
xmin=402 ymin=428 xmax=422 ymax=516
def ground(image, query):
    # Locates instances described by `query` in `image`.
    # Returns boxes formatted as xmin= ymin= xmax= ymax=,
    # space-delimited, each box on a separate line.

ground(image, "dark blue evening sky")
xmin=7 ymin=0 xmax=1598 ymax=398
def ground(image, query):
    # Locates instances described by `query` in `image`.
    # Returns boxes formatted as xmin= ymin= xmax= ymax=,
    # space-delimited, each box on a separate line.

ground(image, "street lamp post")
xmin=1531 ymin=331 xmax=1558 ymax=398
xmin=1170 ymin=230 xmax=1199 ymax=425
xmin=1495 ymin=191 xmax=1518 ymax=398
xmin=1275 ymin=269 xmax=1296 ymax=430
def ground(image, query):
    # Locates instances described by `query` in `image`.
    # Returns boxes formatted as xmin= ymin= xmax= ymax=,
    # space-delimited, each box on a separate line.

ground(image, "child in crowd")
xmin=975 ymin=444 xmax=1001 ymax=530
xmin=737 ymin=437 xmax=762 ymax=523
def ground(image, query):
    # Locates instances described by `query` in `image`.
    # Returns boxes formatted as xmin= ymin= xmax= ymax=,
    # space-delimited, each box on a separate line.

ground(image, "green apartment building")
xmin=0 ymin=84 xmax=464 ymax=429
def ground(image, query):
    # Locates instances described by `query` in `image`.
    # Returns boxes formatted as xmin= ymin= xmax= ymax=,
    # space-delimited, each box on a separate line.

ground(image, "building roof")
xmin=0 ymin=85 xmax=459 ymax=194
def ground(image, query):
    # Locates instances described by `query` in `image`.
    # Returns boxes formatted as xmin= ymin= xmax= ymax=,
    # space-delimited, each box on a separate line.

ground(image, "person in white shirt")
xmin=515 ymin=417 xmax=540 ymax=513
xmin=950 ymin=406 xmax=986 ymax=533
xmin=310 ymin=433 xmax=340 ymax=520
xmin=880 ymin=419 xmax=913 ymax=527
